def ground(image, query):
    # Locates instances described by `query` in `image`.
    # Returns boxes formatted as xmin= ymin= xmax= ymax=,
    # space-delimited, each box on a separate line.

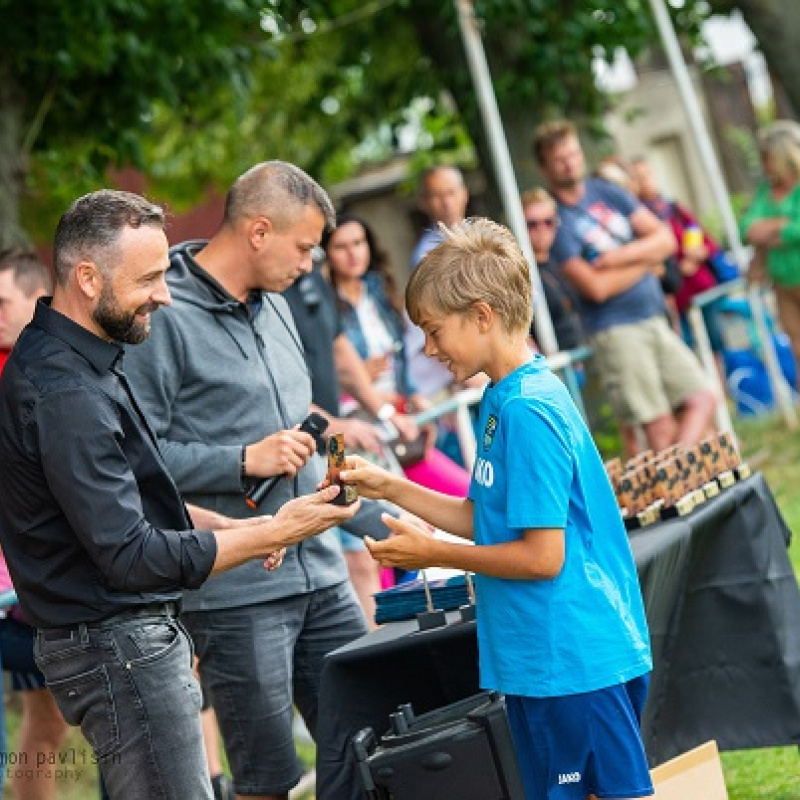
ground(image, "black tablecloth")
xmin=316 ymin=474 xmax=800 ymax=800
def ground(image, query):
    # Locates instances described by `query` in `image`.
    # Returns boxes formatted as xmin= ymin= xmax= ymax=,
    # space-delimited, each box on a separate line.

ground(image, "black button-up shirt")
xmin=0 ymin=300 xmax=217 ymax=628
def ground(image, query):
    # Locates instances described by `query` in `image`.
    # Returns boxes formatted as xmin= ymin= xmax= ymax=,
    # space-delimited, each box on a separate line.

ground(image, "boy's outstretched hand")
xmin=365 ymin=514 xmax=436 ymax=571
xmin=320 ymin=454 xmax=395 ymax=501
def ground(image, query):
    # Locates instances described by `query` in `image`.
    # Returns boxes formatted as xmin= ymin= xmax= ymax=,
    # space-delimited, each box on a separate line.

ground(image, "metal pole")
xmin=687 ymin=304 xmax=734 ymax=433
xmin=454 ymin=0 xmax=559 ymax=357
xmin=647 ymin=0 xmax=796 ymax=427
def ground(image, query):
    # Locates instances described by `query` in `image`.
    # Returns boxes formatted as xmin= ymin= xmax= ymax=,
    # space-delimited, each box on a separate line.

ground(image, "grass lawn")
xmin=3 ymin=412 xmax=800 ymax=798
xmin=719 ymin=414 xmax=800 ymax=798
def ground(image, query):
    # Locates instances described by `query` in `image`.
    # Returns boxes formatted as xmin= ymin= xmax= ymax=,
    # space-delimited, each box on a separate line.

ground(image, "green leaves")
xmin=3 ymin=0 xmax=720 ymax=242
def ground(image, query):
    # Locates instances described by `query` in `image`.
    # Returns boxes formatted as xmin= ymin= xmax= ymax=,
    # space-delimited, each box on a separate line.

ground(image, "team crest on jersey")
xmin=483 ymin=414 xmax=498 ymax=451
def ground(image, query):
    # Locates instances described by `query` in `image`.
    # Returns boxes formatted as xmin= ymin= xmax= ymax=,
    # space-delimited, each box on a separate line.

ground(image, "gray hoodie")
xmin=124 ymin=241 xmax=348 ymax=612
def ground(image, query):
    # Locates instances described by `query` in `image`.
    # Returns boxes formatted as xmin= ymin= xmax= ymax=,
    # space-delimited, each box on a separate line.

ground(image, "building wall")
xmin=604 ymin=62 xmax=758 ymax=232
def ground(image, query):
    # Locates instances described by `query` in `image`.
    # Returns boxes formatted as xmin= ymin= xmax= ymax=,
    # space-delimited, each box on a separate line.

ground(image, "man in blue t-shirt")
xmin=342 ymin=217 xmax=655 ymax=800
xmin=533 ymin=120 xmax=716 ymax=454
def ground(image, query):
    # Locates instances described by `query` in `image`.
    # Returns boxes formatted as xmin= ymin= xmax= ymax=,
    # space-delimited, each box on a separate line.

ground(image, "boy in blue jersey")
xmin=339 ymin=217 xmax=654 ymax=800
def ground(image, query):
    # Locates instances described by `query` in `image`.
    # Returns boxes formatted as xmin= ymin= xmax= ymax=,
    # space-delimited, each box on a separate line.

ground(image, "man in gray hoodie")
xmin=124 ymin=162 xmax=369 ymax=800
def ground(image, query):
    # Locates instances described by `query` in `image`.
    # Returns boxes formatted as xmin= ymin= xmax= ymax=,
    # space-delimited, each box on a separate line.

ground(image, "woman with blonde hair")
xmin=741 ymin=119 xmax=800 ymax=366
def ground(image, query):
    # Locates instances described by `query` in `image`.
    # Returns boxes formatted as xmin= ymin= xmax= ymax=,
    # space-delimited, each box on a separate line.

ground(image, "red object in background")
xmin=35 ymin=170 xmax=226 ymax=272
xmin=114 ymin=169 xmax=225 ymax=246
xmin=663 ymin=201 xmax=721 ymax=315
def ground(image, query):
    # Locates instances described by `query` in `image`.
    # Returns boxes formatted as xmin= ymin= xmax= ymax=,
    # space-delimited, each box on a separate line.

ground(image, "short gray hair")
xmin=53 ymin=190 xmax=165 ymax=286
xmin=223 ymin=161 xmax=335 ymax=232
xmin=0 ymin=249 xmax=52 ymax=296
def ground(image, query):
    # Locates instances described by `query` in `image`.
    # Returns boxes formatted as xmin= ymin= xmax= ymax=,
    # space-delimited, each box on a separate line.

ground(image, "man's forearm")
xmin=186 ymin=503 xmax=231 ymax=530
xmin=565 ymin=259 xmax=652 ymax=304
xmin=601 ymin=227 xmax=675 ymax=270
xmin=209 ymin=518 xmax=286 ymax=574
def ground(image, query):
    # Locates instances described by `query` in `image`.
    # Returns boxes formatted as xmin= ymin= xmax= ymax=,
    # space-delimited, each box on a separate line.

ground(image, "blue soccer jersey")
xmin=468 ymin=355 xmax=652 ymax=697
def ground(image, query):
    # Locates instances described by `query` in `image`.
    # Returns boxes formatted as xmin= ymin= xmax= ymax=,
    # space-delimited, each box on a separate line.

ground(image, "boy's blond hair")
xmin=406 ymin=217 xmax=533 ymax=335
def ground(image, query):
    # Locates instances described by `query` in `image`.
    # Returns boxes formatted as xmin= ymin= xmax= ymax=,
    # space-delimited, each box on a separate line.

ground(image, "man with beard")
xmin=0 ymin=190 xmax=360 ymax=800
xmin=533 ymin=120 xmax=717 ymax=453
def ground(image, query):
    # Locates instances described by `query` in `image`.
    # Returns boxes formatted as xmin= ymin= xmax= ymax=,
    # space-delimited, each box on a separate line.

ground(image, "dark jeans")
xmin=34 ymin=604 xmax=211 ymax=800
xmin=184 ymin=581 xmax=368 ymax=796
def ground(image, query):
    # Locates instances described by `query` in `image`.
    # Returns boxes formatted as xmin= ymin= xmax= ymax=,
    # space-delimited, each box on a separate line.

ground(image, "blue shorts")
xmin=506 ymin=674 xmax=653 ymax=799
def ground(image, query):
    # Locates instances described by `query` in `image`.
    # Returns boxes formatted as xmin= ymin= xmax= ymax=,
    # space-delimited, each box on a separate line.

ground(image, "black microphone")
xmin=245 ymin=412 xmax=330 ymax=509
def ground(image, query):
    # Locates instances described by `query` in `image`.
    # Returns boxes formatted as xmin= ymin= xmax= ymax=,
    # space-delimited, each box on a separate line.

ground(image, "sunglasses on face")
xmin=526 ymin=217 xmax=557 ymax=230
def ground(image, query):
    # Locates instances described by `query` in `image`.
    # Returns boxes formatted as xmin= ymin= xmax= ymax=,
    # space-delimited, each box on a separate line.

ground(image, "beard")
xmin=93 ymin=284 xmax=158 ymax=345
xmin=550 ymin=173 xmax=583 ymax=192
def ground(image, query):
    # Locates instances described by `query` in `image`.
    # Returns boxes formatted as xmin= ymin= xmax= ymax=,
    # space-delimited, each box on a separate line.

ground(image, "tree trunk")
xmin=0 ymin=63 xmax=31 ymax=249
xmin=732 ymin=0 xmax=800 ymax=119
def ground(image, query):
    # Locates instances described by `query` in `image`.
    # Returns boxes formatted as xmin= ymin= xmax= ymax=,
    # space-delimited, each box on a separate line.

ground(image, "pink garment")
xmin=663 ymin=201 xmax=721 ymax=314
xmin=0 ymin=552 xmax=13 ymax=594
xmin=0 ymin=361 xmax=22 ymax=618
xmin=674 ymin=264 xmax=717 ymax=315
xmin=0 ymin=550 xmax=23 ymax=620
xmin=380 ymin=568 xmax=396 ymax=590
xmin=402 ymin=447 xmax=471 ymax=497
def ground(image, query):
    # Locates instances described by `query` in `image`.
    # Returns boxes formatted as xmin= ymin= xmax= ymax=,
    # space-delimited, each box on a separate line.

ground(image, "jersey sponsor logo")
xmin=483 ymin=413 xmax=498 ymax=450
xmin=558 ymin=772 xmax=581 ymax=785
xmin=474 ymin=457 xmax=494 ymax=488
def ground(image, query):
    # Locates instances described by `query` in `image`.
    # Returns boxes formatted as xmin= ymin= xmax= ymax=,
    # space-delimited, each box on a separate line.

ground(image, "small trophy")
xmin=326 ymin=433 xmax=358 ymax=506
xmin=416 ymin=571 xmax=447 ymax=631
xmin=459 ymin=572 xmax=477 ymax=623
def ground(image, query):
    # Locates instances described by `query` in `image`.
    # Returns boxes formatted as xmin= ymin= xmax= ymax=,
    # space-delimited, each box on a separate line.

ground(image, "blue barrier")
xmin=723 ymin=334 xmax=798 ymax=415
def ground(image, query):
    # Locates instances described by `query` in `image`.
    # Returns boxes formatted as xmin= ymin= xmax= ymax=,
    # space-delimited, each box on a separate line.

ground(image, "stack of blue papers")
xmin=374 ymin=573 xmax=473 ymax=624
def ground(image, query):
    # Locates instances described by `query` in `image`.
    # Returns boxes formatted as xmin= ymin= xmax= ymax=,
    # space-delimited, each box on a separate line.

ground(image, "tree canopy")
xmin=0 ymin=0 xmax=789 ymax=245
xmin=0 ymin=0 xmax=271 ymax=244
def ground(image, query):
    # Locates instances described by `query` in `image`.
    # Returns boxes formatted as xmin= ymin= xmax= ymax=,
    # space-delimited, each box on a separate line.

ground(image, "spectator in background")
xmin=521 ymin=187 xmax=584 ymax=352
xmin=412 ymin=166 xmax=471 ymax=268
xmin=534 ymin=119 xmax=716 ymax=454
xmin=593 ymin=156 xmax=635 ymax=194
xmin=324 ymin=213 xmax=470 ymax=496
xmin=596 ymin=157 xmax=684 ymax=328
xmin=284 ymin=260 xmax=419 ymax=451
xmin=741 ymin=120 xmax=800 ymax=368
xmin=0 ymin=250 xmax=70 ymax=800
xmin=0 ymin=250 xmax=51 ymax=366
xmin=630 ymin=156 xmax=729 ymax=376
